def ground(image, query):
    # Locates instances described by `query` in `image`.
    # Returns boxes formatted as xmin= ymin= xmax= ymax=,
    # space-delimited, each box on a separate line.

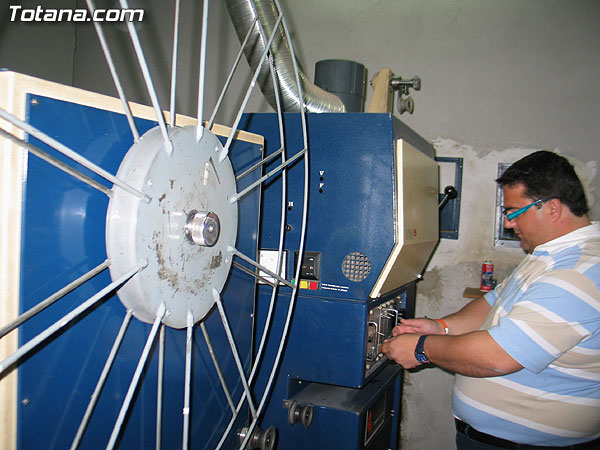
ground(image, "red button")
xmin=309 ymin=281 xmax=318 ymax=290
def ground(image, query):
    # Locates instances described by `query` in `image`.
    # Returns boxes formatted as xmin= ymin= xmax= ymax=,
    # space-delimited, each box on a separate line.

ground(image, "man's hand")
xmin=392 ymin=318 xmax=444 ymax=336
xmin=380 ymin=334 xmax=422 ymax=369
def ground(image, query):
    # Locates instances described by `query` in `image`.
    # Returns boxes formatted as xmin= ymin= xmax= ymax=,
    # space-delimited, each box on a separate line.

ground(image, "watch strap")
xmin=414 ymin=335 xmax=429 ymax=364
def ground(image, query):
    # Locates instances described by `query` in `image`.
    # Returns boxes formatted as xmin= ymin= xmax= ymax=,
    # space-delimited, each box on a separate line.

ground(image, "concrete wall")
xmin=1 ymin=1 xmax=599 ymax=449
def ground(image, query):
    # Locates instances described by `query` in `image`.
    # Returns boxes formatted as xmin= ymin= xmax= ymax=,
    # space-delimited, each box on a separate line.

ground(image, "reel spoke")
xmin=200 ymin=322 xmax=236 ymax=414
xmin=220 ymin=13 xmax=284 ymax=162
xmin=182 ymin=310 xmax=194 ymax=450
xmin=0 ymin=108 xmax=149 ymax=201
xmin=207 ymin=18 xmax=258 ymax=131
xmin=235 ymin=147 xmax=282 ymax=182
xmin=156 ymin=324 xmax=166 ymax=450
xmin=0 ymin=259 xmax=110 ymax=340
xmin=212 ymin=289 xmax=256 ymax=419
xmin=0 ymin=262 xmax=145 ymax=378
xmin=169 ymin=0 xmax=182 ymax=127
xmin=228 ymin=246 xmax=293 ymax=288
xmin=106 ymin=303 xmax=165 ymax=450
xmin=196 ymin=0 xmax=210 ymax=141
xmin=229 ymin=148 xmax=306 ymax=204
xmin=0 ymin=129 xmax=111 ymax=198
xmin=119 ymin=0 xmax=173 ymax=155
xmin=86 ymin=0 xmax=140 ymax=143
xmin=231 ymin=261 xmax=276 ymax=287
xmin=70 ymin=310 xmax=134 ymax=450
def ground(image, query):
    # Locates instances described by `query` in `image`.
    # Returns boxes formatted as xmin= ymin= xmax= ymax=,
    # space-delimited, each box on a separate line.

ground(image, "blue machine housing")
xmin=239 ymin=113 xmax=436 ymax=449
xmin=241 ymin=112 xmax=434 ymax=302
xmin=10 ymin=82 xmax=437 ymax=449
xmin=16 ymin=93 xmax=262 ymax=449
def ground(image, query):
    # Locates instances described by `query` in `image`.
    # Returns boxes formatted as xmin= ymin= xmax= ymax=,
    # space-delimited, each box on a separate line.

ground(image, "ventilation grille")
xmin=341 ymin=252 xmax=371 ymax=282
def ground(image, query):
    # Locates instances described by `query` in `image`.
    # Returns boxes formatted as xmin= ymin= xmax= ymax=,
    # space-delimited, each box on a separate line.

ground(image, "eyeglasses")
xmin=502 ymin=198 xmax=553 ymax=221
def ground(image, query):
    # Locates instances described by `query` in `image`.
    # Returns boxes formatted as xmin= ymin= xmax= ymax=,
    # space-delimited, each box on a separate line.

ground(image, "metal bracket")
xmin=367 ymin=68 xmax=422 ymax=115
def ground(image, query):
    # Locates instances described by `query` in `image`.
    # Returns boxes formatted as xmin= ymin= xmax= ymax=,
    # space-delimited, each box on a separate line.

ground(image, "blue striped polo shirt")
xmin=453 ymin=222 xmax=600 ymax=446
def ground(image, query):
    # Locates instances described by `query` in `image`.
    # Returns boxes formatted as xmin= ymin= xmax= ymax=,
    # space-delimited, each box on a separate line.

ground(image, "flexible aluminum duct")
xmin=225 ymin=0 xmax=346 ymax=113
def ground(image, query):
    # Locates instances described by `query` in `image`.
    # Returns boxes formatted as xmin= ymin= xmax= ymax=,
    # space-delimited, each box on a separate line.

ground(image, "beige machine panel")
xmin=370 ymin=139 xmax=439 ymax=298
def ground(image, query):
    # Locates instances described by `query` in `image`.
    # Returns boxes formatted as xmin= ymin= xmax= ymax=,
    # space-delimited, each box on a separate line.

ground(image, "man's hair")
xmin=496 ymin=150 xmax=589 ymax=217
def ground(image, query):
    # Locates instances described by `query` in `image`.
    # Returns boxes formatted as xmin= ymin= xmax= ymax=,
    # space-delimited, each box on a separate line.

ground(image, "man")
xmin=381 ymin=151 xmax=600 ymax=449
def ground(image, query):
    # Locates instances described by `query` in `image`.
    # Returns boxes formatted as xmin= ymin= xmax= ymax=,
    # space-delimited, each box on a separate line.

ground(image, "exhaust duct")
xmin=225 ymin=0 xmax=346 ymax=113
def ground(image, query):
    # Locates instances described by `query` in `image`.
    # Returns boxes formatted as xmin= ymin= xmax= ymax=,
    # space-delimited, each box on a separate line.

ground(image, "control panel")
xmin=294 ymin=251 xmax=321 ymax=290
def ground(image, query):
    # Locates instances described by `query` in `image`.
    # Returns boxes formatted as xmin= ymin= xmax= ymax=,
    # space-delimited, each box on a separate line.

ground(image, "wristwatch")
xmin=414 ymin=335 xmax=430 ymax=364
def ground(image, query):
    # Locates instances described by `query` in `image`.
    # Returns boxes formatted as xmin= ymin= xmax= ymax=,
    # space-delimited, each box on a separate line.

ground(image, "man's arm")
xmin=393 ymin=296 xmax=492 ymax=336
xmin=441 ymin=296 xmax=492 ymax=334
xmin=425 ymin=331 xmax=523 ymax=376
xmin=381 ymin=296 xmax=523 ymax=377
xmin=380 ymin=329 xmax=523 ymax=377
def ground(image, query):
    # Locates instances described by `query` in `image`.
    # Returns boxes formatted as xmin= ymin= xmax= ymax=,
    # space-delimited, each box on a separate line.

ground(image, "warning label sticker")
xmin=321 ymin=283 xmax=349 ymax=293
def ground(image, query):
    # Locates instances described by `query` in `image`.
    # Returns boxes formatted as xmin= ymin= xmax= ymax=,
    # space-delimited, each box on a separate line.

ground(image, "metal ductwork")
xmin=225 ymin=0 xmax=346 ymax=113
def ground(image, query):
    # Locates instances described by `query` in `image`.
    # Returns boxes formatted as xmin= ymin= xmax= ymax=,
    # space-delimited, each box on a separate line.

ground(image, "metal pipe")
xmin=224 ymin=0 xmax=345 ymax=113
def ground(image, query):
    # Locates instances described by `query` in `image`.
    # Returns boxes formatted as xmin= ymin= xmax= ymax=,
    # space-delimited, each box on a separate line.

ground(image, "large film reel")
xmin=0 ymin=1 xmax=312 ymax=448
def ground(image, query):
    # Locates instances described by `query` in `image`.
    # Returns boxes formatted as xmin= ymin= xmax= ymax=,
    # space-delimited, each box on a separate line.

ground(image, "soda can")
xmin=480 ymin=260 xmax=494 ymax=291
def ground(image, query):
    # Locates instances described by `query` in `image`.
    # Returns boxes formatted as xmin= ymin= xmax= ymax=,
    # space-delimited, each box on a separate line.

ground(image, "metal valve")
xmin=238 ymin=425 xmax=276 ymax=450
xmin=285 ymin=400 xmax=314 ymax=428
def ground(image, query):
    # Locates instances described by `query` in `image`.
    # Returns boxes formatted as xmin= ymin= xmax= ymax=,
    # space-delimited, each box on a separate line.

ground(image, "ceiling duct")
xmin=225 ymin=0 xmax=346 ymax=113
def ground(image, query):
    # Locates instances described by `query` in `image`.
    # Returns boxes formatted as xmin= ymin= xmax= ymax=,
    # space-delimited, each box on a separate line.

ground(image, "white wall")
xmin=1 ymin=1 xmax=599 ymax=449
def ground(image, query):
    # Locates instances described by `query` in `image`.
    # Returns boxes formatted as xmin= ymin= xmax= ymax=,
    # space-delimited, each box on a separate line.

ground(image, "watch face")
xmin=415 ymin=352 xmax=429 ymax=364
